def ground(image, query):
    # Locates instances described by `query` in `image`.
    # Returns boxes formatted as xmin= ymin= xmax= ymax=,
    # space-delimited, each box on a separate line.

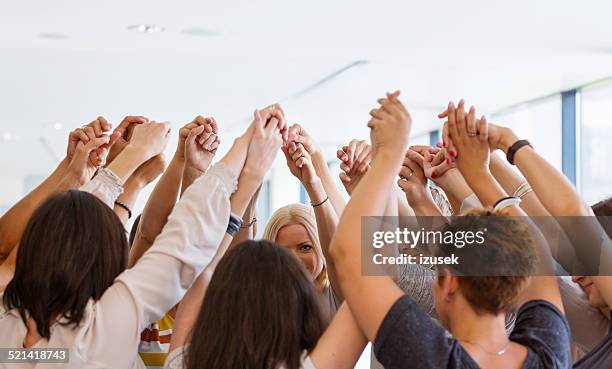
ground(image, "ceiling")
xmin=2 ymin=0 xmax=612 ymax=175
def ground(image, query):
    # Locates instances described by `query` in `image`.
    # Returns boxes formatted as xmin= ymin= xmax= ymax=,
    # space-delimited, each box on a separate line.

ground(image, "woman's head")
xmin=432 ymin=208 xmax=536 ymax=329
xmin=572 ymin=276 xmax=607 ymax=309
xmin=570 ymin=198 xmax=612 ymax=311
xmin=263 ymin=204 xmax=326 ymax=289
xmin=185 ymin=240 xmax=325 ymax=369
xmin=3 ymin=190 xmax=128 ymax=338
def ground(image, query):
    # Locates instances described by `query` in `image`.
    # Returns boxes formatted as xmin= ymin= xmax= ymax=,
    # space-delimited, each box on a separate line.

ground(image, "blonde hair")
xmin=262 ymin=204 xmax=329 ymax=291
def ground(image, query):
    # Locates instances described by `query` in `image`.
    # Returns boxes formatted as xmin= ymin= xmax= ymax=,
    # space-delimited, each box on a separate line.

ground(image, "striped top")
xmin=139 ymin=313 xmax=175 ymax=369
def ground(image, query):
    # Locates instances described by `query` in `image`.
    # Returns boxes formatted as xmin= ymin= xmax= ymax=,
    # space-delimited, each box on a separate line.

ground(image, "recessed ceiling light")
xmin=181 ymin=28 xmax=221 ymax=37
xmin=39 ymin=33 xmax=69 ymax=40
xmin=128 ymin=24 xmax=165 ymax=34
xmin=53 ymin=123 xmax=63 ymax=130
xmin=2 ymin=132 xmax=13 ymax=142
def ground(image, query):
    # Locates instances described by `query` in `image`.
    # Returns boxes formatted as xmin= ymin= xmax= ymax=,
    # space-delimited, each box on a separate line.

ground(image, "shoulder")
xmin=511 ymin=300 xmax=571 ymax=367
xmin=164 ymin=345 xmax=188 ymax=369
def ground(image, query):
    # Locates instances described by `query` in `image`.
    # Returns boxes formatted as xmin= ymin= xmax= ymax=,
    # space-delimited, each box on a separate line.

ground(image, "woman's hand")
xmin=64 ymin=135 xmax=111 ymax=187
xmin=127 ymin=121 xmax=172 ymax=161
xmin=178 ymin=116 xmax=219 ymax=162
xmin=337 ymin=140 xmax=372 ymax=195
xmin=397 ymin=150 xmax=432 ymax=207
xmin=283 ymin=142 xmax=318 ymax=185
xmin=242 ymin=110 xmax=284 ymax=181
xmin=184 ymin=120 xmax=220 ymax=174
xmin=443 ymin=100 xmax=490 ymax=180
xmin=286 ymin=123 xmax=320 ymax=157
xmin=106 ymin=116 xmax=149 ymax=164
xmin=368 ymin=91 xmax=412 ymax=158
xmin=409 ymin=146 xmax=455 ymax=180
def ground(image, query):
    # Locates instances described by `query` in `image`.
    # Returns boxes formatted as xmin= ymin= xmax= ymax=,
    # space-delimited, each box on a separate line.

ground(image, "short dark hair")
xmin=3 ymin=190 xmax=128 ymax=338
xmin=185 ymin=240 xmax=326 ymax=369
xmin=436 ymin=208 xmax=536 ymax=315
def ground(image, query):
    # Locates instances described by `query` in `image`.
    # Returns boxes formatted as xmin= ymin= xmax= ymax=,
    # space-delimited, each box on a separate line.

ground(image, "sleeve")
xmin=459 ymin=193 xmax=482 ymax=214
xmin=164 ymin=346 xmax=187 ymax=369
xmin=80 ymin=168 xmax=123 ymax=208
xmin=87 ymin=163 xmax=237 ymax=366
xmin=374 ymin=295 xmax=456 ymax=369
xmin=510 ymin=300 xmax=572 ymax=369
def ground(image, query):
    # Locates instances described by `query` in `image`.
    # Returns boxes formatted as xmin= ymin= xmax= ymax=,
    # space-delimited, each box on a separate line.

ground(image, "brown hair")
xmin=436 ymin=208 xmax=536 ymax=315
xmin=3 ymin=190 xmax=128 ymax=338
xmin=185 ymin=240 xmax=326 ymax=369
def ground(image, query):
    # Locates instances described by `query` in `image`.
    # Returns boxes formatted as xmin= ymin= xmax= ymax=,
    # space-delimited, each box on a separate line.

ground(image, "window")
xmin=580 ymin=81 xmax=612 ymax=204
xmin=491 ymin=96 xmax=563 ymax=170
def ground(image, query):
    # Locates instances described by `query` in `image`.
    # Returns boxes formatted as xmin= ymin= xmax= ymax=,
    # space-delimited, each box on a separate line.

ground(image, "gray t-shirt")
xmin=572 ymin=317 xmax=612 ymax=369
xmin=374 ymin=297 xmax=571 ymax=369
xmin=558 ymin=276 xmax=610 ymax=361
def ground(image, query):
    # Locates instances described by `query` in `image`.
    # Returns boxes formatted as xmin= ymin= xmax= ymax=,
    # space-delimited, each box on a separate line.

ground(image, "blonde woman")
xmin=263 ymin=203 xmax=341 ymax=320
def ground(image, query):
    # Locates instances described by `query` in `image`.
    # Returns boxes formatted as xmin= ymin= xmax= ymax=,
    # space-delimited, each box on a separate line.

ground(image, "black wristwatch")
xmin=506 ymin=139 xmax=532 ymax=165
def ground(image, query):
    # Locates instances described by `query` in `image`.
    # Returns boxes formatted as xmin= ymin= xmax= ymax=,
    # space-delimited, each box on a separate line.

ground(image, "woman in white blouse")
xmin=0 ymin=113 xmax=263 ymax=368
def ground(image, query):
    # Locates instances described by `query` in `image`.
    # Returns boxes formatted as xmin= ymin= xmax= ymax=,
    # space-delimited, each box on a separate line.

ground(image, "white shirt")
xmin=0 ymin=163 xmax=237 ymax=369
xmin=163 ymin=346 xmax=317 ymax=369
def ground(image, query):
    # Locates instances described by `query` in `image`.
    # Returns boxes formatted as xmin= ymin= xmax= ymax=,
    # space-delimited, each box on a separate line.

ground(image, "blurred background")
xmin=2 ymin=1 xmax=612 ymax=366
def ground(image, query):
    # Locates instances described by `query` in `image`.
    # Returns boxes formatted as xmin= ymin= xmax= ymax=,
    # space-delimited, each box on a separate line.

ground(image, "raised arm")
xmin=283 ymin=141 xmax=343 ymax=300
xmin=114 ymin=155 xmax=166 ymax=225
xmin=310 ymin=302 xmax=368 ymax=369
xmin=288 ymin=124 xmax=347 ymax=217
xmin=180 ymin=116 xmax=220 ymax=196
xmin=0 ymin=117 xmax=114 ymax=261
xmin=129 ymin=117 xmax=218 ymax=267
xmin=329 ymin=92 xmax=409 ymax=341
xmin=443 ymin=100 xmax=563 ymax=311
xmin=170 ymin=107 xmax=285 ymax=352
xmin=337 ymin=139 xmax=372 ymax=196
xmin=398 ymin=150 xmax=443 ymax=216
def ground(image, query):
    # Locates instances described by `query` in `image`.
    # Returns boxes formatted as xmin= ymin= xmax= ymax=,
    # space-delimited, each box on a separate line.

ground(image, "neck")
xmin=449 ymin=305 xmax=508 ymax=346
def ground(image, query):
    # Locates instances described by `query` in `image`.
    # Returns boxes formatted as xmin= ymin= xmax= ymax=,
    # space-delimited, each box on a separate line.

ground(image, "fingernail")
xmin=431 ymin=172 xmax=437 ymax=179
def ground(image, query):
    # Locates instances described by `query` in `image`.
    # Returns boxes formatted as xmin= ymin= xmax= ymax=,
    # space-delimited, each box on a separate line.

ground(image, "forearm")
xmin=106 ymin=146 xmax=150 ymax=184
xmin=332 ymin=151 xmax=401 ymax=271
xmin=129 ymin=156 xmax=184 ymax=267
xmin=396 ymin=188 xmax=416 ymax=217
xmin=115 ymin=162 xmax=237 ymax=333
xmin=434 ymin=170 xmax=473 ymax=214
xmin=411 ymin=196 xmax=443 ymax=217
xmin=170 ymin=232 xmax=233 ymax=352
xmin=462 ymin=170 xmax=508 ymax=208
xmin=501 ymin=133 xmax=590 ymax=216
xmin=489 ymin=153 xmax=550 ymax=216
xmin=181 ymin=166 xmax=204 ymax=197
xmin=0 ymin=158 xmax=72 ymax=258
xmin=305 ymin=178 xmax=343 ymax=300
xmin=114 ymin=177 xmax=145 ymax=225
xmin=313 ymin=152 xmax=346 ymax=217
xmin=230 ymin=187 xmax=260 ymax=247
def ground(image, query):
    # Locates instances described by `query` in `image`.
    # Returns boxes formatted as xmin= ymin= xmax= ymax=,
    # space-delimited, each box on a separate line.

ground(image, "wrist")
xmin=498 ymin=129 xmax=519 ymax=153
xmin=173 ymin=148 xmax=186 ymax=164
xmin=123 ymin=145 xmax=152 ymax=164
xmin=304 ymin=178 xmax=325 ymax=202
xmin=311 ymin=151 xmax=326 ymax=169
xmin=373 ymin=148 xmax=404 ymax=170
xmin=58 ymin=171 xmax=85 ymax=190
xmin=240 ymin=166 xmax=265 ymax=184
